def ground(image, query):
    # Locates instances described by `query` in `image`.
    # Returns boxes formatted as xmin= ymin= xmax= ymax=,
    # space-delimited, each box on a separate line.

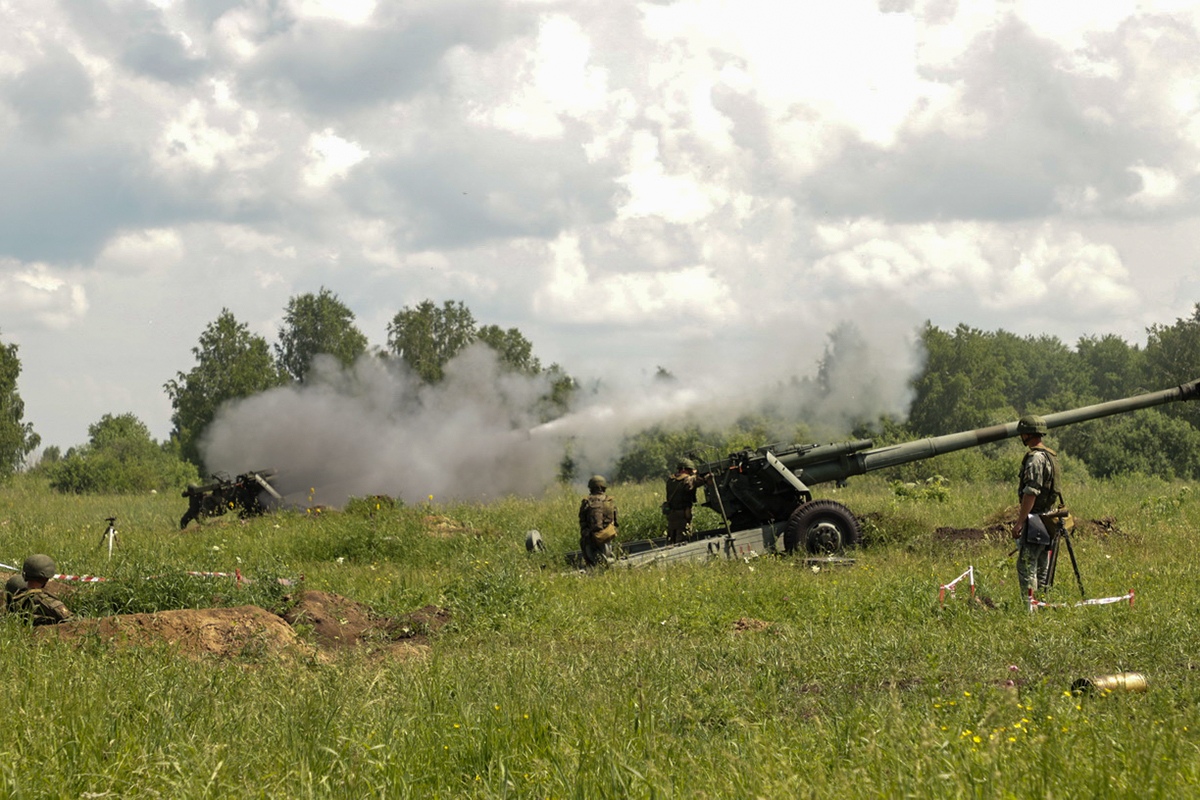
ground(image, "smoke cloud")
xmin=201 ymin=321 xmax=923 ymax=508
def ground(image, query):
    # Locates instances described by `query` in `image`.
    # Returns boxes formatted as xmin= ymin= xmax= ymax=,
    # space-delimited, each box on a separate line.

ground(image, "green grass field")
xmin=0 ymin=474 xmax=1198 ymax=798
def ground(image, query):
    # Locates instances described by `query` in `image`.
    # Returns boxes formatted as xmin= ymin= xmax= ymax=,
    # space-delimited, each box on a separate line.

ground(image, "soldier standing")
xmin=665 ymin=459 xmax=711 ymax=544
xmin=1010 ymin=415 xmax=1063 ymax=605
xmin=180 ymin=483 xmax=204 ymax=529
xmin=579 ymin=475 xmax=618 ymax=567
xmin=9 ymin=554 xmax=72 ymax=625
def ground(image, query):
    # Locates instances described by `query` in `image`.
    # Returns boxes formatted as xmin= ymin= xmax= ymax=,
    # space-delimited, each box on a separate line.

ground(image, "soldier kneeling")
xmin=9 ymin=554 xmax=72 ymax=626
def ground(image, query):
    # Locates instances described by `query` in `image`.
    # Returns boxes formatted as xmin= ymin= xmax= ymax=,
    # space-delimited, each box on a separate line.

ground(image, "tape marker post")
xmin=938 ymin=566 xmax=975 ymax=606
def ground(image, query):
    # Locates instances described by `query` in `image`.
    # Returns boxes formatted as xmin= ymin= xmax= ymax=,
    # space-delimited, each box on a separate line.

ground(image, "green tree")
xmin=274 ymin=287 xmax=368 ymax=382
xmin=165 ymin=309 xmax=285 ymax=467
xmin=1056 ymin=409 xmax=1200 ymax=480
xmin=386 ymin=300 xmax=476 ymax=382
xmin=476 ymin=324 xmax=541 ymax=375
xmin=0 ymin=334 xmax=40 ymax=479
xmin=1144 ymin=303 xmax=1200 ymax=429
xmin=47 ymin=413 xmax=198 ymax=493
xmin=1075 ymin=333 xmax=1146 ymax=401
xmin=907 ymin=323 xmax=1014 ymax=435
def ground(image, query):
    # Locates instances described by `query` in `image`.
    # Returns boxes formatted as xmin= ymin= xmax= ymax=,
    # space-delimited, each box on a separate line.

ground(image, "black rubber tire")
xmin=783 ymin=500 xmax=861 ymax=554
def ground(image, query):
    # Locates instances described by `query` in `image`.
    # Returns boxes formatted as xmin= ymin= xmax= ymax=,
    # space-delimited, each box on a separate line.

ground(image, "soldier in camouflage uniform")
xmin=3 ymin=574 xmax=26 ymax=609
xmin=9 ymin=554 xmax=72 ymax=626
xmin=665 ymin=459 xmax=711 ymax=544
xmin=579 ymin=475 xmax=618 ymax=567
xmin=1010 ymin=415 xmax=1063 ymax=604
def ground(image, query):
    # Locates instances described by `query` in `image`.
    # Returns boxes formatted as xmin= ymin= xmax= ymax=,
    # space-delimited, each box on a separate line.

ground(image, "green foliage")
xmin=1075 ymin=333 xmax=1146 ymax=400
xmin=443 ymin=560 xmax=529 ymax=631
xmin=45 ymin=413 xmax=198 ymax=494
xmin=274 ymin=286 xmax=368 ymax=382
xmin=1056 ymin=409 xmax=1200 ymax=480
xmin=476 ymin=323 xmax=541 ymax=375
xmin=386 ymin=299 xmax=477 ymax=383
xmin=343 ymin=494 xmax=402 ymax=516
xmin=614 ymin=419 xmax=776 ymax=483
xmin=889 ymin=475 xmax=950 ymax=502
xmin=1144 ymin=302 xmax=1200 ymax=429
xmin=164 ymin=309 xmax=286 ymax=467
xmin=1138 ymin=485 xmax=1192 ymax=520
xmin=0 ymin=333 xmax=39 ymax=479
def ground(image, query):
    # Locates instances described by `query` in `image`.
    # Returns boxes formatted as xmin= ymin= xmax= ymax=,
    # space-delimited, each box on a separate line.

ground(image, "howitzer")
xmin=180 ymin=468 xmax=280 ymax=530
xmin=685 ymin=379 xmax=1200 ymax=557
xmin=560 ymin=379 xmax=1200 ymax=568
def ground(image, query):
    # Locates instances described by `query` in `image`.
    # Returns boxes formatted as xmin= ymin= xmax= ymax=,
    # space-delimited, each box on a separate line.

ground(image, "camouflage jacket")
xmin=8 ymin=588 xmax=72 ymax=626
xmin=665 ymin=472 xmax=704 ymax=511
xmin=579 ymin=493 xmax=617 ymax=537
xmin=1019 ymin=444 xmax=1062 ymax=515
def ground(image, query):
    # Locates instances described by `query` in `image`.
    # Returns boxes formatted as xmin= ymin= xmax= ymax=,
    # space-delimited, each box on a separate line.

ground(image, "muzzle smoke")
xmin=201 ymin=323 xmax=921 ymax=508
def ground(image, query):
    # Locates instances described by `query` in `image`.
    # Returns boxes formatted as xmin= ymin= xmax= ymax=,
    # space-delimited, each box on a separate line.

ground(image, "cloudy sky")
xmin=5 ymin=0 xmax=1200 ymax=460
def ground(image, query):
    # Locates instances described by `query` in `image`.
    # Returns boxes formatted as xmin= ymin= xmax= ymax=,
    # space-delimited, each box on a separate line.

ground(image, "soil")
xmin=39 ymin=605 xmax=312 ymax=662
xmin=931 ymin=513 xmax=1125 ymax=544
xmin=732 ymin=616 xmax=771 ymax=633
xmin=22 ymin=587 xmax=450 ymax=664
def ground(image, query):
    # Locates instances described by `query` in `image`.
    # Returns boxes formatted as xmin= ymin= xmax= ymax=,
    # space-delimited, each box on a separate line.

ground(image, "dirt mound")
xmin=281 ymin=590 xmax=379 ymax=649
xmin=1080 ymin=516 xmax=1122 ymax=537
xmin=42 ymin=606 xmax=312 ymax=662
xmin=280 ymin=590 xmax=448 ymax=660
xmin=30 ymin=591 xmax=449 ymax=664
xmin=932 ymin=524 xmax=1006 ymax=543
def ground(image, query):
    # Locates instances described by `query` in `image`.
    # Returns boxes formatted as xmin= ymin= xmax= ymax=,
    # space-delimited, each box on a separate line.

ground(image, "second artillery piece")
xmin=608 ymin=379 xmax=1200 ymax=567
xmin=180 ymin=468 xmax=282 ymax=530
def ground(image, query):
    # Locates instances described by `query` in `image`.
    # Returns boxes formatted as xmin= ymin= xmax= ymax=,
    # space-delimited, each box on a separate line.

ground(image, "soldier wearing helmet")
xmin=3 ymin=574 xmax=26 ymax=609
xmin=664 ymin=458 xmax=712 ymax=544
xmin=180 ymin=482 xmax=205 ymax=530
xmin=1011 ymin=415 xmax=1063 ymax=604
xmin=578 ymin=475 xmax=618 ymax=567
xmin=8 ymin=554 xmax=72 ymax=626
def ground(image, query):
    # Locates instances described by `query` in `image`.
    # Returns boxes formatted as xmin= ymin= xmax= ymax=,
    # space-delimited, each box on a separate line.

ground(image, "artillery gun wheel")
xmin=783 ymin=500 xmax=861 ymax=555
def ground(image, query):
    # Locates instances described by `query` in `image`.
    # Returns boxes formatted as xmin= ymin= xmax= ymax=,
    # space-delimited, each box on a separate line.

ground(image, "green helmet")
xmin=677 ymin=458 xmax=696 ymax=471
xmin=1017 ymin=415 xmax=1048 ymax=436
xmin=587 ymin=475 xmax=607 ymax=493
xmin=4 ymin=574 xmax=26 ymax=598
xmin=22 ymin=554 xmax=56 ymax=582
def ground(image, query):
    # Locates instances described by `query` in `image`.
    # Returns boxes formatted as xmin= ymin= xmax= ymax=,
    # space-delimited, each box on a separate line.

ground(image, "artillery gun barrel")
xmin=859 ymin=379 xmax=1200 ymax=475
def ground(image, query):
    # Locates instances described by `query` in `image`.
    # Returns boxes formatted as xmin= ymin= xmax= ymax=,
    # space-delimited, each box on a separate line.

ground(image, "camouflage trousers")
xmin=1017 ymin=540 xmax=1051 ymax=600
xmin=667 ymin=508 xmax=693 ymax=544
xmin=580 ymin=535 xmax=613 ymax=568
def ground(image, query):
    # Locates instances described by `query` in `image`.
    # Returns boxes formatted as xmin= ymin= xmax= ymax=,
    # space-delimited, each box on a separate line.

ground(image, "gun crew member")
xmin=8 ymin=554 xmax=72 ymax=626
xmin=1011 ymin=415 xmax=1063 ymax=602
xmin=665 ymin=459 xmax=712 ymax=544
xmin=579 ymin=475 xmax=618 ymax=567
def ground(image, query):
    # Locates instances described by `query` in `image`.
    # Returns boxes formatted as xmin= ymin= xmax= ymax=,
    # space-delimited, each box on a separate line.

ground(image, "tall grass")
xmin=0 ymin=473 xmax=1198 ymax=797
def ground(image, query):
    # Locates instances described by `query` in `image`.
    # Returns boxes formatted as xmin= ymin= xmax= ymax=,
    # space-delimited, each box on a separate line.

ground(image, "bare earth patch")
xmin=281 ymin=590 xmax=450 ymax=660
xmin=28 ymin=591 xmax=450 ymax=664
xmin=40 ymin=606 xmax=312 ymax=662
xmin=732 ymin=617 xmax=771 ymax=633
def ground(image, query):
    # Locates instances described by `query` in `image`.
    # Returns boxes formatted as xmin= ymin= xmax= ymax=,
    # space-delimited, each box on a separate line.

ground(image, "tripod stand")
xmin=99 ymin=517 xmax=119 ymax=559
xmin=1042 ymin=508 xmax=1085 ymax=599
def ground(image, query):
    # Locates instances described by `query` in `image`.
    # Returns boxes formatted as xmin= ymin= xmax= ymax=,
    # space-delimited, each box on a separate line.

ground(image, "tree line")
xmin=3 ymin=298 xmax=1200 ymax=492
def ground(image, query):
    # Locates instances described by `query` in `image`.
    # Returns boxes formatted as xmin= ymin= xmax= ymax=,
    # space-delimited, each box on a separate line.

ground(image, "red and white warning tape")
xmin=1030 ymin=589 xmax=1135 ymax=611
xmin=938 ymin=566 xmax=975 ymax=605
xmin=53 ymin=574 xmax=107 ymax=583
xmin=7 ymin=561 xmax=296 ymax=587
